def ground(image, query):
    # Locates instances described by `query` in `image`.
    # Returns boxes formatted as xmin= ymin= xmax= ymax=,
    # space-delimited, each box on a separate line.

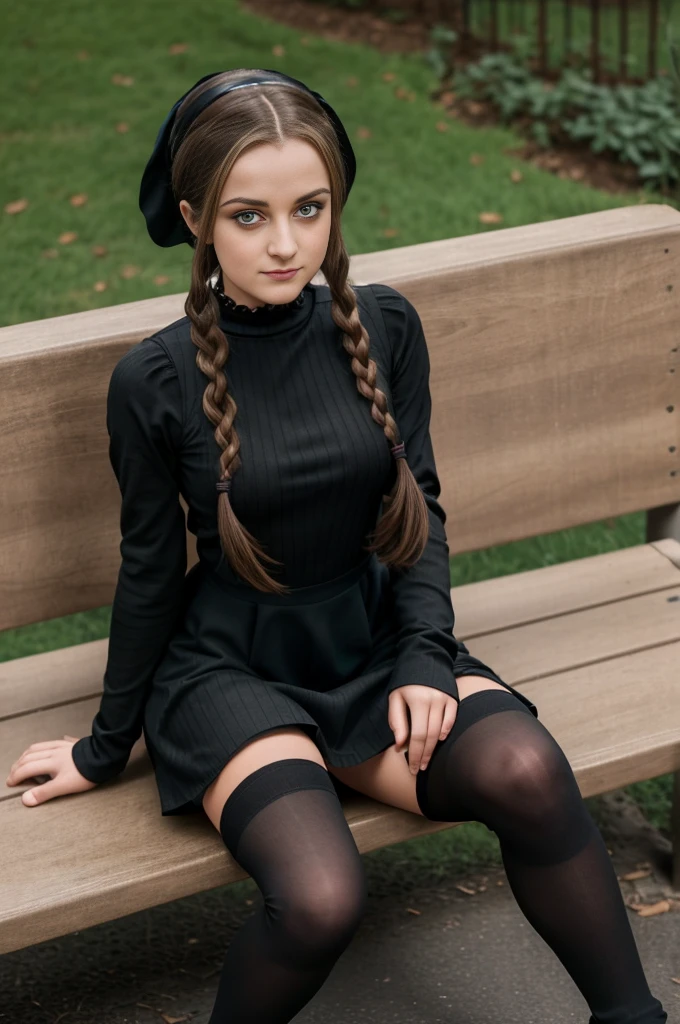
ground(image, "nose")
xmin=267 ymin=216 xmax=300 ymax=256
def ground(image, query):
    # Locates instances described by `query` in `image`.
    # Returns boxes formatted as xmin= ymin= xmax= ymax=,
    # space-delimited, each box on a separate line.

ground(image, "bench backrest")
xmin=1 ymin=204 xmax=678 ymax=632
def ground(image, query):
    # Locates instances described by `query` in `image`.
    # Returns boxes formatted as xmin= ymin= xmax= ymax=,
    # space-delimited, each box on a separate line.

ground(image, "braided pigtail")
xmin=323 ymin=253 xmax=430 ymax=570
xmin=185 ymin=242 xmax=290 ymax=595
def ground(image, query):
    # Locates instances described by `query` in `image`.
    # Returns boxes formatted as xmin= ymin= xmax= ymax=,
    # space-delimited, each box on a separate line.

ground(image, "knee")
xmin=478 ymin=732 xmax=581 ymax=829
xmin=273 ymin=865 xmax=368 ymax=964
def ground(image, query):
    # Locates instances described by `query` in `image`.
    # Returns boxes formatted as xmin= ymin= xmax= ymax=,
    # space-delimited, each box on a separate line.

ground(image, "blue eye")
xmin=232 ymin=202 xmax=324 ymax=227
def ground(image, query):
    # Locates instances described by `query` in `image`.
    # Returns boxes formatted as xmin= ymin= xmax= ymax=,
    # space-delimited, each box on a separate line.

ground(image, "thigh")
xmin=325 ymin=677 xmax=509 ymax=817
xmin=202 ymin=726 xmax=327 ymax=832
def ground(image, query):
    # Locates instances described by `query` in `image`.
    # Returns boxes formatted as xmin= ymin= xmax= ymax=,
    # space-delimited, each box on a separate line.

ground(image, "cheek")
xmin=212 ymin=221 xmax=258 ymax=265
xmin=310 ymin=218 xmax=332 ymax=255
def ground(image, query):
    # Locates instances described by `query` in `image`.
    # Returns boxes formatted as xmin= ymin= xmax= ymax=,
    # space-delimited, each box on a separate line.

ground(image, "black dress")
xmin=71 ymin=280 xmax=538 ymax=816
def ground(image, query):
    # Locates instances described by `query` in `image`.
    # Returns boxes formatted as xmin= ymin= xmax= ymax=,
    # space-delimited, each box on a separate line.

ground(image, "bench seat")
xmin=2 ymin=537 xmax=679 ymax=955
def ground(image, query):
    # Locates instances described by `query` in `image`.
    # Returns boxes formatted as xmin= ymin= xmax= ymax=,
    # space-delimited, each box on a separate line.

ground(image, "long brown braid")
xmin=171 ymin=69 xmax=429 ymax=594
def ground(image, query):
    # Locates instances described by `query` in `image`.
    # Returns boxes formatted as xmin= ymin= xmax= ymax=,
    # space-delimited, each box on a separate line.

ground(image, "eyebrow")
xmin=220 ymin=187 xmax=331 ymax=208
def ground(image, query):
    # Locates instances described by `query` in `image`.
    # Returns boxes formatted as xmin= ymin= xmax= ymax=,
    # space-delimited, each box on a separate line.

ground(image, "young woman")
xmin=6 ymin=68 xmax=667 ymax=1024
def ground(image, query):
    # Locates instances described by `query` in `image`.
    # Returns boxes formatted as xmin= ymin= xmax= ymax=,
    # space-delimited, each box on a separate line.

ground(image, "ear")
xmin=178 ymin=199 xmax=212 ymax=244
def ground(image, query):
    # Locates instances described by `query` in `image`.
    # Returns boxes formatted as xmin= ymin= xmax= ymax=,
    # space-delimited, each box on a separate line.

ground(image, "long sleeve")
xmin=374 ymin=285 xmax=509 ymax=702
xmin=71 ymin=338 xmax=187 ymax=784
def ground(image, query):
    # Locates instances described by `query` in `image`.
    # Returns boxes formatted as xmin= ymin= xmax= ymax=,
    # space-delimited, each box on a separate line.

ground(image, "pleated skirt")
xmin=143 ymin=550 xmax=534 ymax=816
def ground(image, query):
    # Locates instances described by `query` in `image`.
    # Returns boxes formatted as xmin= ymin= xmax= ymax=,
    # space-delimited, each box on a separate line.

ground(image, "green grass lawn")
xmin=1 ymin=0 xmax=674 ymax=869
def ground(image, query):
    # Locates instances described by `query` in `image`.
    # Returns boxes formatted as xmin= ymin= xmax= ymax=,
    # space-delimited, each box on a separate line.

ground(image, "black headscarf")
xmin=138 ymin=68 xmax=357 ymax=248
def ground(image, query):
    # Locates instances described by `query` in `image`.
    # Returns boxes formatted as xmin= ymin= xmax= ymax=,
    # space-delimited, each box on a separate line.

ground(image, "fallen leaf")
xmin=383 ymin=227 xmax=399 ymax=238
xmin=510 ymin=169 xmax=523 ymax=182
xmin=154 ymin=274 xmax=170 ymax=285
xmin=161 ymin=1014 xmax=189 ymax=1023
xmin=671 ymin=976 xmax=680 ymax=984
xmin=382 ymin=72 xmax=396 ymax=82
xmin=346 ymin=76 xmax=359 ymax=87
xmin=356 ymin=126 xmax=371 ymax=140
xmin=477 ymin=885 xmax=487 ymax=892
xmin=496 ymin=879 xmax=504 ymax=886
xmin=93 ymin=281 xmax=108 ymax=292
xmin=168 ymin=43 xmax=188 ymax=54
xmin=435 ymin=121 xmax=449 ymax=132
xmin=454 ymin=884 xmax=477 ymax=895
xmin=299 ymin=36 xmax=310 ymax=45
xmin=111 ymin=73 xmax=134 ymax=87
xmin=635 ymin=862 xmax=651 ymax=869
xmin=479 ymin=211 xmax=503 ymax=224
xmin=569 ymin=167 xmax=585 ymax=181
xmin=92 ymin=245 xmax=108 ymax=257
xmin=187 ymin=937 xmax=198 ymax=944
xmin=76 ymin=49 xmax=90 ymax=61
xmin=272 ymin=44 xmax=285 ymax=57
xmin=42 ymin=248 xmax=59 ymax=259
xmin=115 ymin=122 xmax=129 ymax=134
xmin=439 ymin=90 xmax=455 ymax=105
xmin=120 ymin=264 xmax=140 ymax=279
xmin=620 ymin=869 xmax=652 ymax=881
xmin=58 ymin=231 xmax=78 ymax=244
xmin=636 ymin=900 xmax=670 ymax=917
xmin=394 ymin=86 xmax=416 ymax=101
xmin=69 ymin=193 xmax=88 ymax=207
xmin=406 ymin=907 xmax=421 ymax=915
xmin=469 ymin=153 xmax=484 ymax=166
xmin=5 ymin=198 xmax=29 ymax=214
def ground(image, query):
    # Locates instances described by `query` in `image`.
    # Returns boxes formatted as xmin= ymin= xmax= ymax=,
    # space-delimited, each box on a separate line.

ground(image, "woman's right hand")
xmin=5 ymin=734 xmax=99 ymax=806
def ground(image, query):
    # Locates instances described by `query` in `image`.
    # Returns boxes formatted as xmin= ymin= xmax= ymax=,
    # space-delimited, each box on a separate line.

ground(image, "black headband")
xmin=139 ymin=69 xmax=357 ymax=248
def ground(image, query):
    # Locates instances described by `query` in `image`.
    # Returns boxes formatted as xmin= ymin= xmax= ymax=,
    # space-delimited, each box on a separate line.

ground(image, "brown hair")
xmin=170 ymin=69 xmax=429 ymax=594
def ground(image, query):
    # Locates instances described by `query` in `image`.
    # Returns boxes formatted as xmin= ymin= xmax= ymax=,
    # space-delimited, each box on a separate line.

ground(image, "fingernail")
xmin=410 ymin=766 xmax=418 ymax=775
xmin=420 ymin=763 xmax=428 ymax=771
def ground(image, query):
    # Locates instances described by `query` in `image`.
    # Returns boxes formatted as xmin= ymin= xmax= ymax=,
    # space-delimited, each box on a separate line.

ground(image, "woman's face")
xmin=179 ymin=138 xmax=332 ymax=309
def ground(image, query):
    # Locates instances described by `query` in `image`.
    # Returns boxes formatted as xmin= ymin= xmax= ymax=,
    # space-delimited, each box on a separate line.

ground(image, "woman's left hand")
xmin=388 ymin=685 xmax=459 ymax=776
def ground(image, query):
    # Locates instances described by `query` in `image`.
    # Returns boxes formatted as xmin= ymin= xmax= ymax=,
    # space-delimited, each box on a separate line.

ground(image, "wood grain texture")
xmin=2 ymin=206 xmax=680 ymax=951
xmin=2 ymin=539 xmax=679 ymax=954
xmin=1 ymin=205 xmax=678 ymax=630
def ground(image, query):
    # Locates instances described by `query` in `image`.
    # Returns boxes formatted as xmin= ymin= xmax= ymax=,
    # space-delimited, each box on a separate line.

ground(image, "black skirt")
xmin=143 ymin=551 xmax=535 ymax=816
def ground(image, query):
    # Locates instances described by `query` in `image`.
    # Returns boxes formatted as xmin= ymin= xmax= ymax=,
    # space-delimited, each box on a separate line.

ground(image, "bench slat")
xmin=453 ymin=538 xmax=680 ymax=636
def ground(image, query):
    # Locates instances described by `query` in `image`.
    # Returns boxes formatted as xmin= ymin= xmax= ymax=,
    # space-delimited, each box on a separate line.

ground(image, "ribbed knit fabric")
xmin=71 ymin=281 xmax=537 ymax=812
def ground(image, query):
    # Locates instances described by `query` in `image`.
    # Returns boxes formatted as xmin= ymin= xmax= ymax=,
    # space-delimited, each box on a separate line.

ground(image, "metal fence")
xmin=458 ymin=0 xmax=664 ymax=84
xmin=331 ymin=0 xmax=672 ymax=84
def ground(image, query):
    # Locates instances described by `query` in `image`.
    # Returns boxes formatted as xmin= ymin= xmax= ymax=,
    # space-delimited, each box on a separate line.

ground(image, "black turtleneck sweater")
xmin=71 ymin=280 xmax=513 ymax=784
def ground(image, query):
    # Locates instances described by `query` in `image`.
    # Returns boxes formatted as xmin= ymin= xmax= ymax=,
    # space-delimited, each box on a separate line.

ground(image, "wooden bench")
xmin=2 ymin=203 xmax=679 ymax=957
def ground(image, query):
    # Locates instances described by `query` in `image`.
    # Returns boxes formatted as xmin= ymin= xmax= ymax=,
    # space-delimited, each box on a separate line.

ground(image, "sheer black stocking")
xmin=208 ymin=759 xmax=367 ymax=1023
xmin=416 ymin=689 xmax=667 ymax=1024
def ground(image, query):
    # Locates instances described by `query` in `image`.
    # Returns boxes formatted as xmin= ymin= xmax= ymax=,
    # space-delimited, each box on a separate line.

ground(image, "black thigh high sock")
xmin=208 ymin=757 xmax=367 ymax=1024
xmin=416 ymin=689 xmax=667 ymax=1024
